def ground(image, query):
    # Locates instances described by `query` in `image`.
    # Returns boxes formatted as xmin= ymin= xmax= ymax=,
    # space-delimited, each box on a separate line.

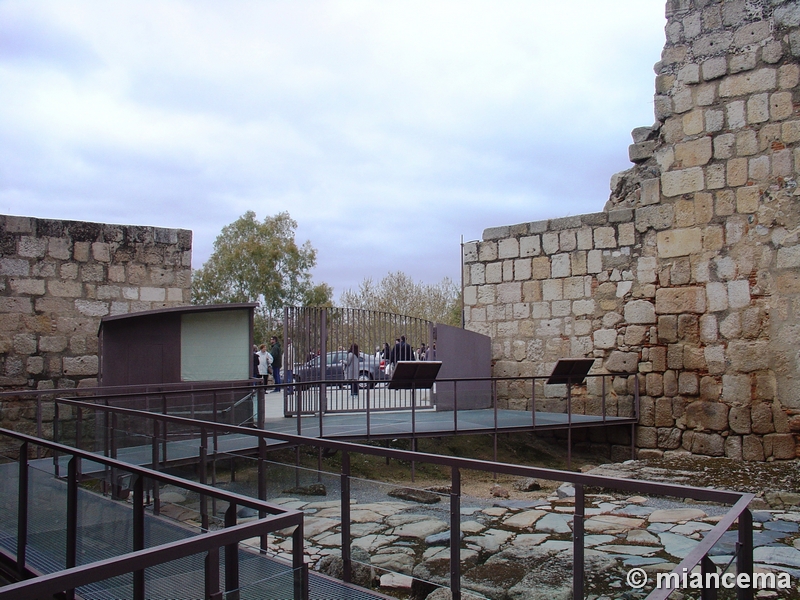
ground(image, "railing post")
xmin=341 ymin=451 xmax=351 ymax=583
xmin=453 ymin=380 xmax=458 ymax=433
xmin=76 ymin=406 xmax=83 ymax=450
xmin=200 ymin=427 xmax=209 ymax=532
xmin=701 ymin=554 xmax=718 ymax=600
xmin=17 ymin=442 xmax=28 ymax=578
xmin=292 ymin=519 xmax=308 ymax=600
xmin=573 ymin=483 xmax=585 ymax=600
xmin=65 ymin=456 xmax=79 ymax=600
xmin=161 ymin=394 xmax=168 ymax=464
xmin=532 ymin=377 xmax=536 ymax=428
xmin=53 ymin=402 xmax=60 ymax=478
xmin=737 ymin=508 xmax=754 ymax=600
xmin=365 ymin=384 xmax=371 ymax=439
xmin=258 ymin=436 xmax=268 ymax=553
xmin=567 ymin=378 xmax=573 ymax=469
xmin=224 ymin=503 xmax=240 ymax=600
xmin=152 ymin=418 xmax=160 ymax=515
xmin=257 ymin=386 xmax=265 ymax=430
xmin=133 ymin=475 xmax=145 ymax=600
xmin=205 ymin=547 xmax=223 ymax=600
xmin=450 ymin=465 xmax=461 ymax=600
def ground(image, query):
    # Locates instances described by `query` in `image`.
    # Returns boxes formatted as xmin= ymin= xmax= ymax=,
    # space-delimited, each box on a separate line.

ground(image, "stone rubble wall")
xmin=464 ymin=0 xmax=800 ymax=461
xmin=0 ymin=214 xmax=192 ymax=395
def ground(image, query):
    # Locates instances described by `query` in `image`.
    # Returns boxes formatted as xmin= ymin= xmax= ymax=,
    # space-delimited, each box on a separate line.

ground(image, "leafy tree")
xmin=192 ymin=211 xmax=332 ymax=340
xmin=339 ymin=271 xmax=462 ymax=326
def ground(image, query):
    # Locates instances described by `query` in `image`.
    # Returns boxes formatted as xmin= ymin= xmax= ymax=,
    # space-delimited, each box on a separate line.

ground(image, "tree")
xmin=339 ymin=271 xmax=462 ymax=326
xmin=192 ymin=211 xmax=332 ymax=340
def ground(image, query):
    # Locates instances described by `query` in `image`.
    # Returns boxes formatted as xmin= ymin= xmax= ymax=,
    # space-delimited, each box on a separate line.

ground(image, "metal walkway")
xmin=0 ymin=459 xmax=390 ymax=599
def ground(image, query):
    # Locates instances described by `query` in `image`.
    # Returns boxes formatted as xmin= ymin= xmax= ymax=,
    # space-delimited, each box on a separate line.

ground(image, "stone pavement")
xmin=240 ymin=472 xmax=800 ymax=599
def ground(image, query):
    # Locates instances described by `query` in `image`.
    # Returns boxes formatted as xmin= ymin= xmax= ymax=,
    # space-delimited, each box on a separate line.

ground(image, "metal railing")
xmin=0 ymin=428 xmax=307 ymax=600
xmin=31 ymin=395 xmax=754 ymax=600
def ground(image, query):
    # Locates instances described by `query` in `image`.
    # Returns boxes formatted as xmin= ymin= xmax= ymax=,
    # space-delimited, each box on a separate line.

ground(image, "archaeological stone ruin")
xmin=463 ymin=0 xmax=800 ymax=461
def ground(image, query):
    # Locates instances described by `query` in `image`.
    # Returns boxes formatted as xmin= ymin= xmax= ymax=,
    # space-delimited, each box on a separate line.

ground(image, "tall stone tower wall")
xmin=0 ymin=215 xmax=192 ymax=392
xmin=463 ymin=0 xmax=800 ymax=460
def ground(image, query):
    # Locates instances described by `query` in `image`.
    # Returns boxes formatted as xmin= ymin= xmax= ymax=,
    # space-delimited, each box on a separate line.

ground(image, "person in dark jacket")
xmin=270 ymin=336 xmax=282 ymax=392
xmin=390 ymin=335 xmax=414 ymax=364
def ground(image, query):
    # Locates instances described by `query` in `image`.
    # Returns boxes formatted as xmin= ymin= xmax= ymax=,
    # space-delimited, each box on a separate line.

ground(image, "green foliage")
xmin=339 ymin=271 xmax=462 ymax=326
xmin=192 ymin=211 xmax=332 ymax=340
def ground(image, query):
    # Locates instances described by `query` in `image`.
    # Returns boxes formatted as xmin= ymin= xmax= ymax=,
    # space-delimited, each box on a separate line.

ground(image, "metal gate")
xmin=282 ymin=307 xmax=434 ymax=415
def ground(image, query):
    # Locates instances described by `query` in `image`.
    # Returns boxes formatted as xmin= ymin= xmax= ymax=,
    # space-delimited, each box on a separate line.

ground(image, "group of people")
xmin=379 ymin=336 xmax=435 ymax=364
xmin=252 ymin=336 xmax=294 ymax=392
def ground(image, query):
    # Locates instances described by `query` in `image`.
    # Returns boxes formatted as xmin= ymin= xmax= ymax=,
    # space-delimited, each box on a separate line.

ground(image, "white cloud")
xmin=0 ymin=0 xmax=666 ymax=295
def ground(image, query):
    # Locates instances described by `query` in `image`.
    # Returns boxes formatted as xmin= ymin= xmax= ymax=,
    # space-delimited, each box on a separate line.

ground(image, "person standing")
xmin=343 ymin=342 xmax=360 ymax=397
xmin=257 ymin=344 xmax=272 ymax=386
xmin=270 ymin=336 xmax=283 ymax=392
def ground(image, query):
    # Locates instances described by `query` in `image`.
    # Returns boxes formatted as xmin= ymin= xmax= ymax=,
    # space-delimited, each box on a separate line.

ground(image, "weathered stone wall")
xmin=0 ymin=215 xmax=192 ymax=391
xmin=464 ymin=0 xmax=800 ymax=460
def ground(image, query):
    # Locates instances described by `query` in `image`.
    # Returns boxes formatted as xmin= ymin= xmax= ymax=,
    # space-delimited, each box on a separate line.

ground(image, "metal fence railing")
xmin=0 ymin=428 xmax=306 ymax=600
xmin=9 ymin=394 xmax=756 ymax=600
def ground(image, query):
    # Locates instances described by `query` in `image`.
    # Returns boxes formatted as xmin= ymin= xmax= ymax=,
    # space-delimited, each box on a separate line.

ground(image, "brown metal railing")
xmin=0 ymin=428 xmax=307 ymax=600
xmin=33 ymin=395 xmax=754 ymax=600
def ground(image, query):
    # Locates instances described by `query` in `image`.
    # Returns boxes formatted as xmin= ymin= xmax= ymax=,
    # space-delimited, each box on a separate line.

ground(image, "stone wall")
xmin=0 ymin=214 xmax=192 ymax=391
xmin=463 ymin=0 xmax=800 ymax=460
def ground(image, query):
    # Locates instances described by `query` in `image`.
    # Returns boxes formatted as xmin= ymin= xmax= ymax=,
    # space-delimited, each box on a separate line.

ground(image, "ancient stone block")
xmin=657 ymin=228 xmax=702 ymax=258
xmin=728 ymin=340 xmax=769 ymax=373
xmin=684 ymin=400 xmax=729 ymax=431
xmin=751 ymin=403 xmax=775 ymax=434
xmin=661 ymin=168 xmax=705 ymax=197
xmin=742 ymin=435 xmax=764 ymax=461
xmin=498 ymin=238 xmax=519 ymax=259
xmin=764 ymin=434 xmax=796 ymax=460
xmin=719 ymin=68 xmax=777 ymax=97
xmin=604 ymin=351 xmax=638 ymax=374
xmin=62 ymin=355 xmax=99 ymax=376
xmin=656 ymin=287 xmax=706 ymax=314
xmin=658 ymin=428 xmax=682 ymax=449
xmin=722 ymin=373 xmax=751 ymax=404
xmin=635 ymin=205 xmax=674 ymax=232
xmin=678 ymin=372 xmax=699 ymax=395
xmin=688 ymin=431 xmax=725 ymax=456
xmin=624 ymin=299 xmax=656 ymax=324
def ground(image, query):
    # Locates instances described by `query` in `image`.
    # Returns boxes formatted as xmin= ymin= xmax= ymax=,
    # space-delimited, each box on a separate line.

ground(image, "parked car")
xmin=294 ymin=351 xmax=387 ymax=388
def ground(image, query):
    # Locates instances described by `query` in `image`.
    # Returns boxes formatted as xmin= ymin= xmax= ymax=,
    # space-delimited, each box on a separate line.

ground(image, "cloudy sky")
xmin=0 ymin=1 xmax=666 ymax=298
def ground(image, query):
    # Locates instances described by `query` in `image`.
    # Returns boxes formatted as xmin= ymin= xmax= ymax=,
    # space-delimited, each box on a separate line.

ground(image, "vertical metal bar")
xmin=17 ymin=442 xmax=28 ymax=577
xmin=65 ymin=457 xmax=79 ymax=600
xmin=341 ymin=451 xmax=351 ymax=583
xmin=161 ymin=394 xmax=168 ymax=464
xmin=700 ymin=555 xmax=718 ymax=600
xmin=567 ymin=379 xmax=573 ymax=469
xmin=320 ymin=308 xmax=328 ymax=417
xmin=292 ymin=520 xmax=308 ymax=600
xmin=573 ymin=483 xmax=585 ymax=600
xmin=200 ymin=427 xmax=209 ymax=532
xmin=76 ymin=406 xmax=83 ymax=450
xmin=737 ymin=508 xmax=753 ymax=600
xmin=450 ymin=466 xmax=461 ymax=600
xmin=224 ymin=503 xmax=240 ymax=600
xmin=601 ymin=374 xmax=607 ymax=423
xmin=257 ymin=386 xmax=265 ymax=430
xmin=531 ymin=377 xmax=536 ymax=428
xmin=205 ymin=547 xmax=222 ymax=600
xmin=36 ymin=397 xmax=42 ymax=458
xmin=53 ymin=402 xmax=60 ymax=478
xmin=453 ymin=380 xmax=458 ymax=433
xmin=258 ymin=437 xmax=268 ymax=553
xmin=133 ymin=475 xmax=145 ymax=600
xmin=411 ymin=385 xmax=416 ymax=482
xmin=634 ymin=372 xmax=640 ymax=420
xmin=152 ymin=418 xmax=160 ymax=516
xmin=492 ymin=379 xmax=498 ymax=478
xmin=366 ymin=382 xmax=371 ymax=440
